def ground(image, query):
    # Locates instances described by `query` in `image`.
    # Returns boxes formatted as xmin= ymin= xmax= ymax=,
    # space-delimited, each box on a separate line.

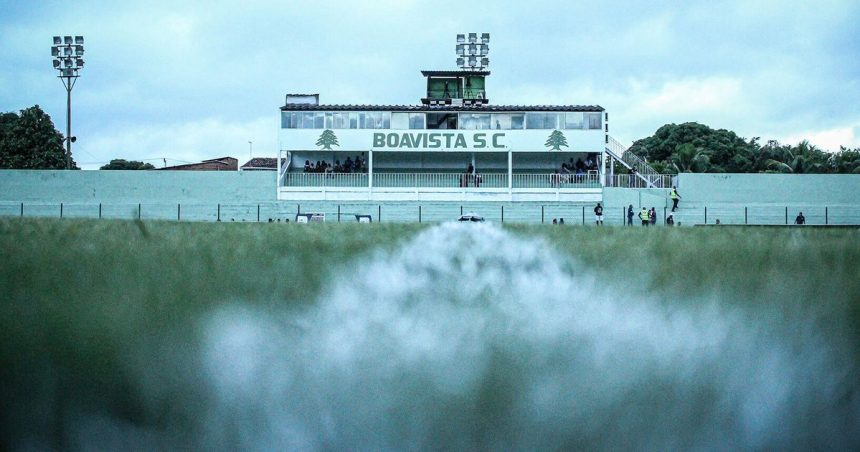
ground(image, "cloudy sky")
xmin=1 ymin=0 xmax=859 ymax=169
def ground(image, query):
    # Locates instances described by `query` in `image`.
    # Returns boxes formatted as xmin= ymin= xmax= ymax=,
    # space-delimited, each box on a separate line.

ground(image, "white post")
xmin=507 ymin=149 xmax=513 ymax=194
xmin=368 ymin=149 xmax=374 ymax=198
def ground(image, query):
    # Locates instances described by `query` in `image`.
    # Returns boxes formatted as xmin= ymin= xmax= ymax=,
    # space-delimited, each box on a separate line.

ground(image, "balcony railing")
xmin=281 ymin=172 xmax=606 ymax=189
xmin=605 ymin=174 xmax=674 ymax=189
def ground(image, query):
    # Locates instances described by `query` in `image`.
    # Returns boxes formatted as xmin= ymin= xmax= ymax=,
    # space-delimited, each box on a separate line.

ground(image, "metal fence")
xmin=2 ymin=201 xmax=857 ymax=226
xmin=605 ymin=174 xmax=675 ymax=189
xmin=282 ymin=172 xmax=603 ymax=189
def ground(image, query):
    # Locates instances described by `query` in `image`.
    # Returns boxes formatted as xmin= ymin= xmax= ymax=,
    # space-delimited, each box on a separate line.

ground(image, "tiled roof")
xmin=280 ymin=104 xmax=604 ymax=112
xmin=241 ymin=158 xmax=285 ymax=169
xmin=420 ymin=70 xmax=491 ymax=77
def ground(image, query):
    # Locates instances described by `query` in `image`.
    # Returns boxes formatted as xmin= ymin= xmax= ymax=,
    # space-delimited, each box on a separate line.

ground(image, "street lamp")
xmin=51 ymin=35 xmax=85 ymax=169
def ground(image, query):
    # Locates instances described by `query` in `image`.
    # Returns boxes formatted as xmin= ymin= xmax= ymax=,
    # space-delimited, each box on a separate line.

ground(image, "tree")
xmin=100 ymin=159 xmax=155 ymax=170
xmin=316 ymin=129 xmax=339 ymax=150
xmin=672 ymin=143 xmax=710 ymax=173
xmin=544 ymin=130 xmax=568 ymax=151
xmin=829 ymin=147 xmax=860 ymax=174
xmin=0 ymin=105 xmax=77 ymax=169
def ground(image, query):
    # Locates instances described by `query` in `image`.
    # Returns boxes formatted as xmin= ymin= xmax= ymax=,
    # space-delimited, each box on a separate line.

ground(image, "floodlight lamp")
xmin=64 ymin=58 xmax=73 ymax=68
xmin=456 ymin=34 xmax=465 ymax=43
xmin=468 ymin=32 xmax=477 ymax=43
xmin=481 ymin=57 xmax=489 ymax=66
xmin=75 ymin=36 xmax=84 ymax=44
xmin=53 ymin=60 xmax=60 ymax=68
xmin=468 ymin=55 xmax=477 ymax=65
xmin=75 ymin=45 xmax=84 ymax=56
xmin=64 ymin=36 xmax=72 ymax=44
xmin=52 ymin=47 xmax=59 ymax=57
xmin=468 ymin=44 xmax=477 ymax=55
xmin=53 ymin=36 xmax=62 ymax=45
xmin=481 ymin=33 xmax=490 ymax=43
xmin=480 ymin=44 xmax=488 ymax=56
xmin=76 ymin=58 xmax=84 ymax=67
xmin=63 ymin=68 xmax=74 ymax=77
xmin=456 ymin=57 xmax=465 ymax=67
xmin=456 ymin=44 xmax=465 ymax=55
xmin=64 ymin=47 xmax=72 ymax=56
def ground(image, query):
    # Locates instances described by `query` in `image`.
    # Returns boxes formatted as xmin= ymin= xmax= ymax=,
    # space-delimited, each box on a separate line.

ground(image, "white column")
xmin=507 ymin=150 xmax=513 ymax=193
xmin=368 ymin=149 xmax=374 ymax=190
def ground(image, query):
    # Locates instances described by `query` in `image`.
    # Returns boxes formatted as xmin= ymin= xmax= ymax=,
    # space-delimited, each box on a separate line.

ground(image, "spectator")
xmin=344 ymin=156 xmax=354 ymax=172
xmin=627 ymin=204 xmax=634 ymax=226
xmin=552 ymin=218 xmax=558 ymax=225
xmin=629 ymin=168 xmax=638 ymax=187
xmin=650 ymin=207 xmax=657 ymax=225
xmin=639 ymin=207 xmax=650 ymax=226
xmin=594 ymin=202 xmax=604 ymax=225
xmin=670 ymin=186 xmax=681 ymax=212
xmin=304 ymin=160 xmax=312 ymax=172
xmin=559 ymin=218 xmax=565 ymax=225
xmin=575 ymin=158 xmax=585 ymax=172
xmin=795 ymin=212 xmax=806 ymax=225
xmin=666 ymin=213 xmax=675 ymax=226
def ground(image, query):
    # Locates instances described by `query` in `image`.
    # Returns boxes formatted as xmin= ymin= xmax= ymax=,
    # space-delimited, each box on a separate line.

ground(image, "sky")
xmin=1 ymin=0 xmax=859 ymax=169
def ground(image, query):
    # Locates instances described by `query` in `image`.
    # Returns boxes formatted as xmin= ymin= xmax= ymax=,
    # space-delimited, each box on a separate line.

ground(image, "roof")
xmin=280 ymin=104 xmax=604 ymax=112
xmin=420 ymin=70 xmax=490 ymax=77
xmin=202 ymin=157 xmax=236 ymax=163
xmin=241 ymin=157 xmax=283 ymax=169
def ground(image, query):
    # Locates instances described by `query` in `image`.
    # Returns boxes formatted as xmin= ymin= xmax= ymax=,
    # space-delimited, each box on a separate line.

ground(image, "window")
xmin=281 ymin=112 xmax=292 ymax=128
xmin=391 ymin=113 xmax=409 ymax=130
xmin=332 ymin=112 xmax=350 ymax=129
xmin=301 ymin=112 xmax=314 ymax=129
xmin=409 ymin=113 xmax=425 ymax=129
xmin=459 ymin=113 xmax=491 ymax=130
xmin=426 ymin=113 xmax=458 ymax=129
xmin=324 ymin=112 xmax=333 ymax=129
xmin=349 ymin=112 xmax=359 ymax=129
xmin=565 ymin=112 xmax=585 ymax=130
xmin=313 ymin=112 xmax=325 ymax=129
xmin=526 ymin=113 xmax=560 ymax=129
xmin=491 ymin=113 xmax=524 ymax=130
xmin=585 ymin=112 xmax=602 ymax=130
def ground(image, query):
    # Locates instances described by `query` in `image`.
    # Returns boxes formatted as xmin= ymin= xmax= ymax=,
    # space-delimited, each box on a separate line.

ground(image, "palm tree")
xmin=672 ymin=143 xmax=710 ymax=173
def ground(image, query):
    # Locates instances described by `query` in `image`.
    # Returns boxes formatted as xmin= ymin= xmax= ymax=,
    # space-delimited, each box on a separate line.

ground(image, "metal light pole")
xmin=51 ymin=36 xmax=85 ymax=169
xmin=248 ymin=141 xmax=253 ymax=159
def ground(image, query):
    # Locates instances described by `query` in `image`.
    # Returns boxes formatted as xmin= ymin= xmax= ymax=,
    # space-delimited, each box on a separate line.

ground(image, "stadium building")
xmin=276 ymin=33 xmax=666 ymax=205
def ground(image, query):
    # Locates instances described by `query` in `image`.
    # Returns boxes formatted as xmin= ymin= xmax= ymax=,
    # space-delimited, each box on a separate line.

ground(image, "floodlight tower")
xmin=51 ymin=35 xmax=85 ymax=169
xmin=455 ymin=33 xmax=490 ymax=71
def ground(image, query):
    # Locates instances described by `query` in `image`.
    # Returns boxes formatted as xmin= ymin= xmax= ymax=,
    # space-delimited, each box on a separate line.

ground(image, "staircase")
xmin=605 ymin=136 xmax=669 ymax=188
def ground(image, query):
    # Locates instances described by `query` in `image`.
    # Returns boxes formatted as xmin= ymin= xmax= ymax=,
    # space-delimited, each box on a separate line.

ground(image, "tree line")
xmin=2 ymin=105 xmax=859 ymax=173
xmin=628 ymin=122 xmax=860 ymax=174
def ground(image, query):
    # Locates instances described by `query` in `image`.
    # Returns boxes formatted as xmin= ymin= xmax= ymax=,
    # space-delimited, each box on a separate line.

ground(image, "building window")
xmin=427 ymin=113 xmax=458 ymax=129
xmin=459 ymin=113 xmax=491 ymax=130
xmin=313 ymin=112 xmax=325 ymax=129
xmin=301 ymin=112 xmax=314 ymax=129
xmin=409 ymin=113 xmax=425 ymax=129
xmin=349 ymin=112 xmax=359 ymax=129
xmin=585 ymin=112 xmax=602 ymax=130
xmin=332 ymin=112 xmax=350 ymax=129
xmin=281 ymin=112 xmax=291 ymax=128
xmin=491 ymin=113 xmax=524 ymax=130
xmin=391 ymin=113 xmax=409 ymax=130
xmin=526 ymin=113 xmax=560 ymax=129
xmin=564 ymin=112 xmax=584 ymax=130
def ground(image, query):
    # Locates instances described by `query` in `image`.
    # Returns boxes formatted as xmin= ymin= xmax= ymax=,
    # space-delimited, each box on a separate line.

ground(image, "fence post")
xmin=501 ymin=205 xmax=504 ymax=223
xmin=704 ymin=206 xmax=707 ymax=224
xmin=99 ymin=203 xmax=102 ymax=219
xmin=825 ymin=206 xmax=828 ymax=225
xmin=460 ymin=205 xmax=463 ymax=216
xmin=419 ymin=205 xmax=422 ymax=223
xmin=20 ymin=202 xmax=23 ymax=217
xmin=138 ymin=203 xmax=141 ymax=220
xmin=744 ymin=206 xmax=747 ymax=225
xmin=582 ymin=205 xmax=585 ymax=225
xmin=60 ymin=203 xmax=63 ymax=218
xmin=785 ymin=206 xmax=788 ymax=225
xmin=541 ymin=205 xmax=545 ymax=224
xmin=177 ymin=203 xmax=181 ymax=222
xmin=217 ymin=204 xmax=221 ymax=222
xmin=378 ymin=205 xmax=381 ymax=223
xmin=663 ymin=207 xmax=667 ymax=224
xmin=337 ymin=205 xmax=341 ymax=223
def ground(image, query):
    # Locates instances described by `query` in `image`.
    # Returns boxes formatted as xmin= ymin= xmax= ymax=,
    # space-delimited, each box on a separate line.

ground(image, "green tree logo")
xmin=316 ymin=129 xmax=339 ymax=150
xmin=545 ymin=130 xmax=568 ymax=151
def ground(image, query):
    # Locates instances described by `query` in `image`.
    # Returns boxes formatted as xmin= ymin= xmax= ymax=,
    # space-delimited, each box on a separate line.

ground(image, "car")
xmin=457 ymin=212 xmax=485 ymax=222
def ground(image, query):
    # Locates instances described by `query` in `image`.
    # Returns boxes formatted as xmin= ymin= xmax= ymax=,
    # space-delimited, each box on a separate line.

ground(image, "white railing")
xmin=512 ymin=172 xmax=601 ymax=188
xmin=373 ymin=173 xmax=508 ymax=188
xmin=606 ymin=136 xmax=668 ymax=188
xmin=605 ymin=174 xmax=673 ymax=189
xmin=284 ymin=172 xmax=369 ymax=187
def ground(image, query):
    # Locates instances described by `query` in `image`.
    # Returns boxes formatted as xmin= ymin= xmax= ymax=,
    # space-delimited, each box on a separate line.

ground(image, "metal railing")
xmin=606 ymin=136 xmax=668 ymax=188
xmin=512 ymin=172 xmax=601 ymax=188
xmin=284 ymin=172 xmax=369 ymax=188
xmin=373 ymin=173 xmax=507 ymax=188
xmin=605 ymin=174 xmax=673 ymax=189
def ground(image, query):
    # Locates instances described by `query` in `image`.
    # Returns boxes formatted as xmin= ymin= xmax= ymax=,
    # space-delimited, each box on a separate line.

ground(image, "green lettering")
xmin=443 ymin=133 xmax=454 ymax=148
xmin=454 ymin=134 xmax=468 ymax=148
xmin=373 ymin=133 xmax=386 ymax=147
xmin=400 ymin=133 xmax=412 ymax=148
xmin=492 ymin=133 xmax=505 ymax=148
xmin=429 ymin=133 xmax=441 ymax=148
xmin=416 ymin=134 xmax=426 ymax=148
xmin=474 ymin=133 xmax=486 ymax=148
xmin=386 ymin=133 xmax=399 ymax=147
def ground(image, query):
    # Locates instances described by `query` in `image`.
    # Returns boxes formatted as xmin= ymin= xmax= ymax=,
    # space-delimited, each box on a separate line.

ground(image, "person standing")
xmin=649 ymin=207 xmax=657 ymax=226
xmin=594 ymin=202 xmax=604 ymax=225
xmin=795 ymin=212 xmax=806 ymax=225
xmin=670 ymin=186 xmax=681 ymax=212
xmin=627 ymin=204 xmax=634 ymax=226
xmin=639 ymin=207 xmax=650 ymax=226
xmin=666 ymin=213 xmax=675 ymax=226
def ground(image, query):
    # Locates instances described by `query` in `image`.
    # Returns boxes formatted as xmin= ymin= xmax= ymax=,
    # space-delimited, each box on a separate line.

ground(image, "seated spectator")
xmin=334 ymin=160 xmax=343 ymax=173
xmin=585 ymin=156 xmax=594 ymax=170
xmin=344 ymin=156 xmax=354 ymax=172
xmin=303 ymin=160 xmax=312 ymax=172
xmin=315 ymin=161 xmax=322 ymax=173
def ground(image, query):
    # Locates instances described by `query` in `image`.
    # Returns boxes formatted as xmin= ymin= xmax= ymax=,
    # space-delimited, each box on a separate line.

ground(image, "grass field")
xmin=1 ymin=218 xmax=858 ymax=450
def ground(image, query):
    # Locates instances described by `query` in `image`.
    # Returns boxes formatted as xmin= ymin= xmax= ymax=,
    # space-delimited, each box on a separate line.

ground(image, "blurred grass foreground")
xmin=1 ymin=218 xmax=858 ymax=450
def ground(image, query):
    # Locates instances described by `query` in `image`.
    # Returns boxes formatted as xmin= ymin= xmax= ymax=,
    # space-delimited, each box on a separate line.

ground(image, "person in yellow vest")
xmin=639 ymin=207 xmax=650 ymax=226
xmin=670 ymin=186 xmax=681 ymax=212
